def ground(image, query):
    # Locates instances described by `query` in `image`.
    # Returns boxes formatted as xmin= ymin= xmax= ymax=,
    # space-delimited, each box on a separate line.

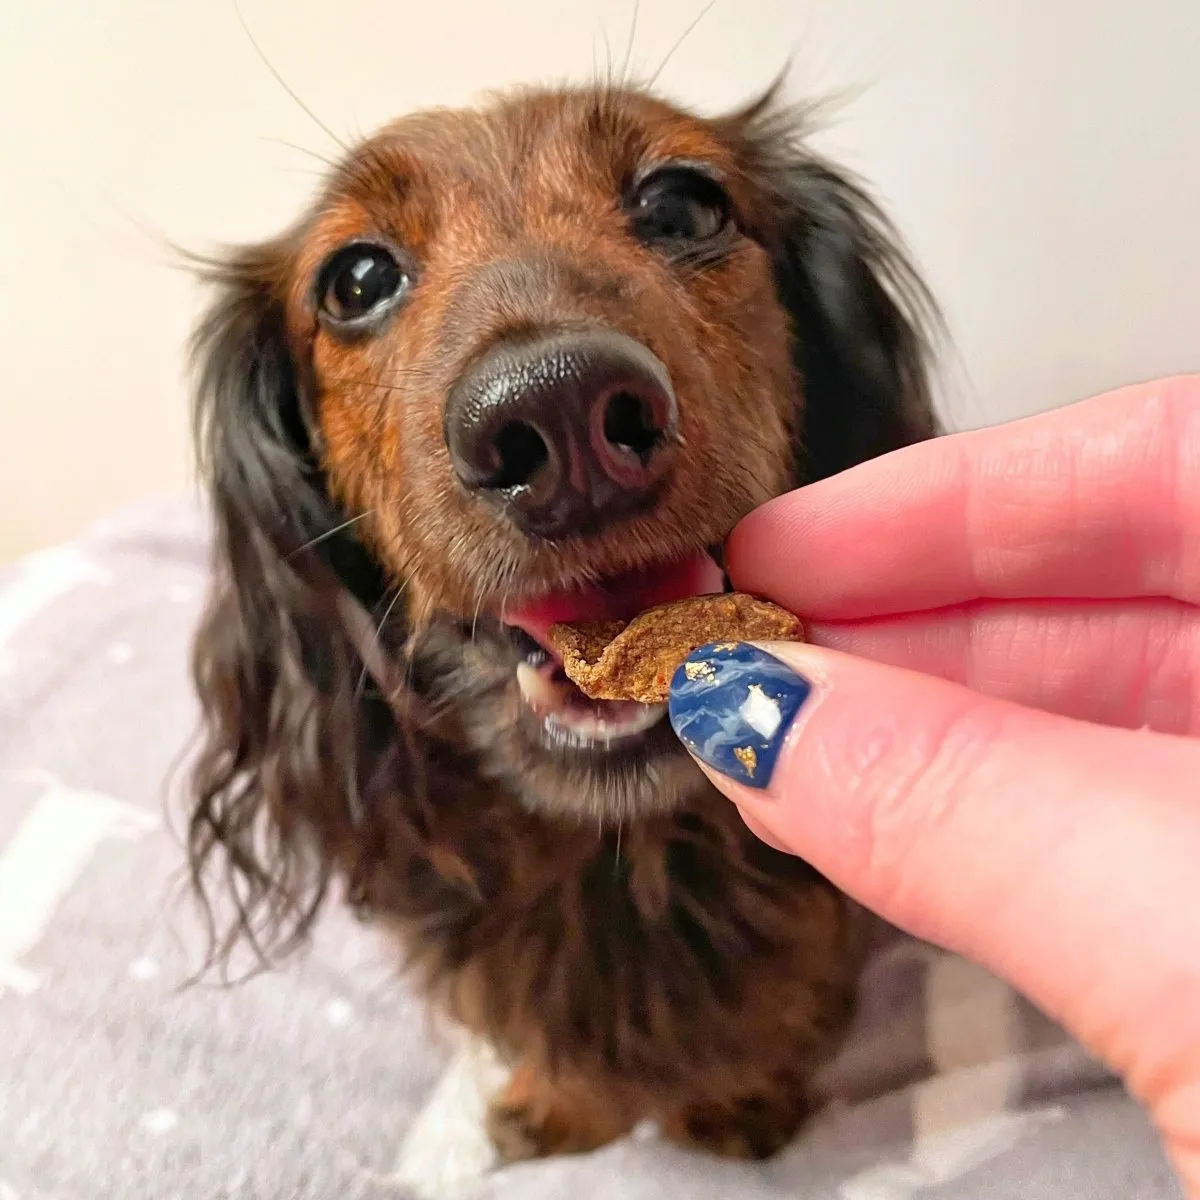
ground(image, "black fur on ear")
xmin=724 ymin=86 xmax=941 ymax=480
xmin=185 ymin=240 xmax=391 ymax=973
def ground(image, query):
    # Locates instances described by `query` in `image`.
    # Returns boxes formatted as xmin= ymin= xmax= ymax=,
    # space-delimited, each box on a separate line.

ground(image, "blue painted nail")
xmin=668 ymin=643 xmax=812 ymax=790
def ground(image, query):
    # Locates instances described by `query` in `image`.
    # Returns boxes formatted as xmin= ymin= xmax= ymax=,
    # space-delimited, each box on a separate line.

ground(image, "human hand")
xmin=667 ymin=376 xmax=1200 ymax=1192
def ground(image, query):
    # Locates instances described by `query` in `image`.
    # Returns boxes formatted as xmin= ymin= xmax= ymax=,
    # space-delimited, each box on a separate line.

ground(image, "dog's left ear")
xmin=724 ymin=90 xmax=941 ymax=480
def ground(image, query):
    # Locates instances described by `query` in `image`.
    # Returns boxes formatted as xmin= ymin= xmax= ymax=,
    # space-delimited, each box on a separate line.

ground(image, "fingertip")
xmin=736 ymin=805 xmax=793 ymax=854
xmin=668 ymin=641 xmax=817 ymax=791
xmin=723 ymin=493 xmax=811 ymax=600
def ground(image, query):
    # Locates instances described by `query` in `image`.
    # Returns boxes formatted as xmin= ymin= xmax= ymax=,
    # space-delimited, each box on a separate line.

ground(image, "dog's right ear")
xmin=721 ymin=86 xmax=941 ymax=481
xmin=186 ymin=240 xmax=385 ymax=973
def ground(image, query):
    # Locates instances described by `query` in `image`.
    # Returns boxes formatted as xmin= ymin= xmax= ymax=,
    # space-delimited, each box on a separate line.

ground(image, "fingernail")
xmin=668 ymin=643 xmax=813 ymax=790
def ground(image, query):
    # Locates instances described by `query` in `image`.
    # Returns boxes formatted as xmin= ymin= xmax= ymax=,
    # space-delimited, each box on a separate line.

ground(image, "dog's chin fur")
xmin=186 ymin=80 xmax=939 ymax=1162
xmin=412 ymin=618 xmax=706 ymax=823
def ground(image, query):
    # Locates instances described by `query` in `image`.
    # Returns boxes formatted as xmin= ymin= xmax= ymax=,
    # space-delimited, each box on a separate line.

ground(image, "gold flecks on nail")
xmin=684 ymin=660 xmax=716 ymax=682
xmin=741 ymin=684 xmax=783 ymax=740
xmin=713 ymin=642 xmax=738 ymax=652
xmin=734 ymin=746 xmax=758 ymax=776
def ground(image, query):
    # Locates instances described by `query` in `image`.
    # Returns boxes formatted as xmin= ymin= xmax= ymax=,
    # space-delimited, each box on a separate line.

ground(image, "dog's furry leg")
xmin=485 ymin=1063 xmax=636 ymax=1162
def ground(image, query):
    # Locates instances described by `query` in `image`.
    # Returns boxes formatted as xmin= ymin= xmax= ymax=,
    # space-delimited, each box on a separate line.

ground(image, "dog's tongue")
xmin=503 ymin=551 xmax=725 ymax=653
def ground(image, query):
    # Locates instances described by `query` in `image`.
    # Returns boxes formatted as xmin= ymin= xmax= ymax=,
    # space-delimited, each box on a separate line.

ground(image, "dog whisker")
xmin=597 ymin=10 xmax=616 ymax=91
xmin=288 ymin=510 xmax=374 ymax=557
xmin=260 ymin=137 xmax=343 ymax=170
xmin=620 ymin=0 xmax=641 ymax=87
xmin=470 ymin=585 xmax=486 ymax=645
xmin=355 ymin=583 xmax=408 ymax=706
xmin=646 ymin=0 xmax=720 ymax=90
xmin=232 ymin=0 xmax=349 ymax=152
xmin=322 ymin=374 xmax=414 ymax=396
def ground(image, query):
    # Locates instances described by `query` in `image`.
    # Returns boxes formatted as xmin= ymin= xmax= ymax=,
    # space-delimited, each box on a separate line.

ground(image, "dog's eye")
xmin=628 ymin=167 xmax=731 ymax=246
xmin=318 ymin=243 xmax=409 ymax=329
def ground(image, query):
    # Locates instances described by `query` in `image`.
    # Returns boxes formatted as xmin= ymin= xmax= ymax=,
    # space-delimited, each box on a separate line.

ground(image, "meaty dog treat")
xmin=549 ymin=593 xmax=805 ymax=704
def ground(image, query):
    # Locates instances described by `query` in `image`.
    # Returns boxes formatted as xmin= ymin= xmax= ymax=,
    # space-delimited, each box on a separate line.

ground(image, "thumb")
xmin=667 ymin=642 xmax=1200 ymax=1113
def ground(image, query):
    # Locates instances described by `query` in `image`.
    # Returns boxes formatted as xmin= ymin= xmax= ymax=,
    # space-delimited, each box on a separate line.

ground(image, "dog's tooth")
xmin=558 ymin=702 xmax=667 ymax=741
xmin=519 ymin=663 xmax=667 ymax=745
xmin=516 ymin=662 xmax=562 ymax=712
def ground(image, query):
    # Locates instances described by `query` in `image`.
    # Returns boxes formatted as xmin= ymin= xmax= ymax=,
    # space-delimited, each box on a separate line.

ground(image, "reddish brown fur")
xmin=187 ymin=83 xmax=937 ymax=1161
xmin=299 ymin=92 xmax=799 ymax=625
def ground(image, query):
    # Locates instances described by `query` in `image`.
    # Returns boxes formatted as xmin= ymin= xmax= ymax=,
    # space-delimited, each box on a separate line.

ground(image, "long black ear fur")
xmin=728 ymin=89 xmax=941 ymax=479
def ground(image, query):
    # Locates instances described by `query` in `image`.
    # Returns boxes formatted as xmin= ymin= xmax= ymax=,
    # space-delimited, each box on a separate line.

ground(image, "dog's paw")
xmin=391 ymin=1037 xmax=508 ymax=1198
xmin=485 ymin=1066 xmax=632 ymax=1162
xmin=661 ymin=1092 xmax=813 ymax=1160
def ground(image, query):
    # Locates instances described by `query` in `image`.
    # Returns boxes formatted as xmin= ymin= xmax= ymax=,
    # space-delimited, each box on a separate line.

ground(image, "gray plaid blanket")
xmin=0 ymin=497 xmax=1181 ymax=1199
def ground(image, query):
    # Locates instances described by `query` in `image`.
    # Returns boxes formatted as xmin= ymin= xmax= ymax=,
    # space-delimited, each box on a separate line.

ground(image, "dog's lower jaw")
xmin=500 ymin=743 xmax=712 ymax=825
xmin=419 ymin=630 xmax=709 ymax=824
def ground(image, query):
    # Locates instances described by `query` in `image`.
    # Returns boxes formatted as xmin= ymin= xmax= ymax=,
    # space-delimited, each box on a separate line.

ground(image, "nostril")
xmin=602 ymin=390 xmax=664 ymax=464
xmin=446 ymin=330 xmax=678 ymax=529
xmin=486 ymin=420 xmax=550 ymax=489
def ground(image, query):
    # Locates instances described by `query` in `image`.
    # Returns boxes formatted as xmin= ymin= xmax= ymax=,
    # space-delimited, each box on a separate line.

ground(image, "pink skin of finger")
xmin=727 ymin=376 xmax=1200 ymax=733
xmin=697 ymin=642 xmax=1200 ymax=1194
xmin=702 ymin=377 xmax=1200 ymax=1193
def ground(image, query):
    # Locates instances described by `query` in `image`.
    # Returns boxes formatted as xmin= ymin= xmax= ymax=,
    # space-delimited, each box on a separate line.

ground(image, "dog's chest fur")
xmin=344 ymin=717 xmax=862 ymax=1101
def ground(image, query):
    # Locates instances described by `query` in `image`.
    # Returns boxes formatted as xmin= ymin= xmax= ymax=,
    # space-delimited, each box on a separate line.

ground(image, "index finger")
xmin=727 ymin=375 xmax=1200 ymax=620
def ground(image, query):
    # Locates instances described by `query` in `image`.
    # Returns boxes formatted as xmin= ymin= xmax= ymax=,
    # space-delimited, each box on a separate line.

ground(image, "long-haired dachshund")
xmin=187 ymin=81 xmax=937 ymax=1161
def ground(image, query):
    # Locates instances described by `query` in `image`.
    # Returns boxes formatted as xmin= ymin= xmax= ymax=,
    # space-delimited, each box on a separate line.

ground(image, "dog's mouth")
xmin=500 ymin=549 xmax=726 ymax=752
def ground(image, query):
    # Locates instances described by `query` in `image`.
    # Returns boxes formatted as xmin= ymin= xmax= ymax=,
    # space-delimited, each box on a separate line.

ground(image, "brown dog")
xmin=187 ymin=82 xmax=937 ymax=1161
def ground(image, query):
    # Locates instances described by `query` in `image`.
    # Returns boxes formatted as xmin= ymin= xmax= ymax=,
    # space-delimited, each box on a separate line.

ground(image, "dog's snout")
xmin=445 ymin=330 xmax=678 ymax=537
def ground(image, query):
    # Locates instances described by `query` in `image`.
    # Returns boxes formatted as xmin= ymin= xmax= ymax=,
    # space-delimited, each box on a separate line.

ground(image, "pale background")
xmin=0 ymin=0 xmax=1196 ymax=561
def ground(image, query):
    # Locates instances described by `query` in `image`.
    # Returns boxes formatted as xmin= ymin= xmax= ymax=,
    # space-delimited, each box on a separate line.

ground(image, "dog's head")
xmin=188 ymin=84 xmax=935 ymax=943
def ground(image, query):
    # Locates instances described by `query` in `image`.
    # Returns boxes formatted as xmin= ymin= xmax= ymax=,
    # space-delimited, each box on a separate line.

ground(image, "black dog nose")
xmin=445 ymin=330 xmax=678 ymax=537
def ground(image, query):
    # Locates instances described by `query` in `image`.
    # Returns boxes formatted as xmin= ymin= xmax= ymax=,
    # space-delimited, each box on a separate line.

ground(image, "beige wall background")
xmin=0 ymin=0 xmax=1196 ymax=561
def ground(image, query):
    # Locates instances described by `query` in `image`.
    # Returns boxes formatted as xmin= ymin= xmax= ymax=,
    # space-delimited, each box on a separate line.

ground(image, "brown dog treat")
xmin=548 ymin=593 xmax=805 ymax=704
